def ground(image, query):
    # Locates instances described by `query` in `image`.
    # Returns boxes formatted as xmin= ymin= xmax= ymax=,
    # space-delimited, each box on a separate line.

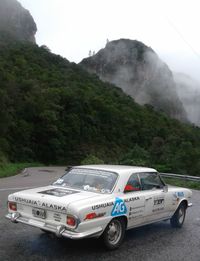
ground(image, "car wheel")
xmin=170 ymin=202 xmax=186 ymax=228
xmin=102 ymin=218 xmax=126 ymax=250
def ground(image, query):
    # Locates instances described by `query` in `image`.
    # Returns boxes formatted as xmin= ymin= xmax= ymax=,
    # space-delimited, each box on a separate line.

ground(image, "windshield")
xmin=53 ymin=168 xmax=118 ymax=194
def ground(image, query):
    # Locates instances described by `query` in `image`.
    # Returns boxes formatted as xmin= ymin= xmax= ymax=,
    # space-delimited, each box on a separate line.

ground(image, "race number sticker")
xmin=153 ymin=196 xmax=165 ymax=212
xmin=111 ymin=197 xmax=127 ymax=217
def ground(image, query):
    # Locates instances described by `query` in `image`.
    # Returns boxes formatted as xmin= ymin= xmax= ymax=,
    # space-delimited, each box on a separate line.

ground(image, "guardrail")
xmin=160 ymin=173 xmax=200 ymax=182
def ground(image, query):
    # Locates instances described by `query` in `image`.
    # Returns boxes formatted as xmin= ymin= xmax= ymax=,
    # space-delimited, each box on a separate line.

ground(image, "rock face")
xmin=0 ymin=0 xmax=37 ymax=43
xmin=80 ymin=39 xmax=187 ymax=121
xmin=174 ymin=73 xmax=200 ymax=126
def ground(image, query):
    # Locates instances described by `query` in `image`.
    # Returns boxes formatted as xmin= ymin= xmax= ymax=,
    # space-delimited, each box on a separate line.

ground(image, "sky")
xmin=18 ymin=0 xmax=200 ymax=82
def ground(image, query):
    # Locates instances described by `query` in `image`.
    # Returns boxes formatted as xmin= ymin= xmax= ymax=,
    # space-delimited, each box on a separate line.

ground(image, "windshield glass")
xmin=53 ymin=168 xmax=118 ymax=194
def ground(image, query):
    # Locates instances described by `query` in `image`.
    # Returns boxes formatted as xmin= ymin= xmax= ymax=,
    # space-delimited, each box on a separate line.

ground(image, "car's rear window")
xmin=53 ymin=168 xmax=118 ymax=194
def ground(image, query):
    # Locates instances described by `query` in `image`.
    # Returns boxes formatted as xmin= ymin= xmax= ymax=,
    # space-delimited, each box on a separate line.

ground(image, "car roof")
xmin=74 ymin=165 xmax=157 ymax=175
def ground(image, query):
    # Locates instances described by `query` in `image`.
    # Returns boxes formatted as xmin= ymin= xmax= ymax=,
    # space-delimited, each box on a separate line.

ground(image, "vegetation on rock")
xmin=80 ymin=39 xmax=187 ymax=122
xmin=0 ymin=42 xmax=200 ymax=176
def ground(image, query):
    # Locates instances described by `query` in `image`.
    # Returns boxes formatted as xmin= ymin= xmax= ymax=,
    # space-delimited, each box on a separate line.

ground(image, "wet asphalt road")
xmin=0 ymin=167 xmax=200 ymax=261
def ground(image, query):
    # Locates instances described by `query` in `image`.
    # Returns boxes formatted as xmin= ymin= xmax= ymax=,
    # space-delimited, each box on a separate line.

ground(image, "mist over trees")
xmin=174 ymin=73 xmax=200 ymax=126
xmin=80 ymin=39 xmax=187 ymax=123
xmin=0 ymin=42 xmax=200 ymax=176
xmin=0 ymin=0 xmax=37 ymax=43
xmin=0 ymin=0 xmax=200 ymax=178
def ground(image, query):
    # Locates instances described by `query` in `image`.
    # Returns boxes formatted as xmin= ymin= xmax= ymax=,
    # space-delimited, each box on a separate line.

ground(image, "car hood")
xmin=8 ymin=185 xmax=101 ymax=213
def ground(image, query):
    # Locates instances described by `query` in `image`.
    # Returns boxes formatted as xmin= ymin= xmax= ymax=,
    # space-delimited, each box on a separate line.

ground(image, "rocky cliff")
xmin=80 ymin=39 xmax=187 ymax=122
xmin=0 ymin=0 xmax=37 ymax=43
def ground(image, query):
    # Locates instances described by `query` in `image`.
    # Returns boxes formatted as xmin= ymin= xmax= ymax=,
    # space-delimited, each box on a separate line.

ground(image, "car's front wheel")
xmin=170 ymin=202 xmax=187 ymax=228
xmin=102 ymin=217 xmax=126 ymax=250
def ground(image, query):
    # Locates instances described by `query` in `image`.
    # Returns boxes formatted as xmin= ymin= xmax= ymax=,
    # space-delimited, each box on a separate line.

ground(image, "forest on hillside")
xmin=0 ymin=42 xmax=200 ymax=176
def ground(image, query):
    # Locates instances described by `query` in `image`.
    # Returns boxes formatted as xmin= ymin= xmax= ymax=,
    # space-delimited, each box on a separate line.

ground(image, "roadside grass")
xmin=0 ymin=162 xmax=43 ymax=178
xmin=163 ymin=177 xmax=200 ymax=190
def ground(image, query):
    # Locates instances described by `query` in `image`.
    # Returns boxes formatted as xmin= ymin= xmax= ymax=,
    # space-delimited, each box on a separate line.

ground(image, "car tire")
xmin=170 ymin=202 xmax=187 ymax=228
xmin=102 ymin=217 xmax=126 ymax=250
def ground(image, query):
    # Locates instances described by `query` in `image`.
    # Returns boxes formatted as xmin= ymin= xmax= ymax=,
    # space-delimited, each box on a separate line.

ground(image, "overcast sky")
xmin=19 ymin=0 xmax=200 ymax=82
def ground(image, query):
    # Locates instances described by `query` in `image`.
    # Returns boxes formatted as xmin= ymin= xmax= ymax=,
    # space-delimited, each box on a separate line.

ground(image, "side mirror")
xmin=163 ymin=185 xmax=168 ymax=193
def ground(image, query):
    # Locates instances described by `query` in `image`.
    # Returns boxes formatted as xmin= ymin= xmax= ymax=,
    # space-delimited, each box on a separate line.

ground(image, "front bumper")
xmin=6 ymin=213 xmax=103 ymax=239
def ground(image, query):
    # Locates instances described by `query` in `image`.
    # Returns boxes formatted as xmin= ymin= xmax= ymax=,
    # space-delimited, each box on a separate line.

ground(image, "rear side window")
xmin=139 ymin=172 xmax=164 ymax=190
xmin=124 ymin=174 xmax=141 ymax=192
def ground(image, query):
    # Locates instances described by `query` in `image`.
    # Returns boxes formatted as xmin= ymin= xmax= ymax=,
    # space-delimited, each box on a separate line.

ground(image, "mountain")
xmin=80 ymin=39 xmax=187 ymax=122
xmin=1 ymin=42 xmax=200 ymax=176
xmin=0 ymin=3 xmax=200 ymax=176
xmin=0 ymin=0 xmax=37 ymax=44
xmin=174 ymin=73 xmax=200 ymax=126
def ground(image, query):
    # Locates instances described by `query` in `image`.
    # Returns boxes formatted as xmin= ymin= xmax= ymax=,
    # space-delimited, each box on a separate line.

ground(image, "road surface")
xmin=0 ymin=167 xmax=200 ymax=261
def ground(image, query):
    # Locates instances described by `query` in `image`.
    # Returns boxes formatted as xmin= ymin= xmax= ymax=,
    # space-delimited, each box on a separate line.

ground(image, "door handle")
xmin=145 ymin=197 xmax=152 ymax=201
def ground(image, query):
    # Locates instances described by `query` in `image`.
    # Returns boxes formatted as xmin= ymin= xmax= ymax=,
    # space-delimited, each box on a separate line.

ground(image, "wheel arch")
xmin=177 ymin=199 xmax=188 ymax=210
xmin=112 ymin=215 xmax=128 ymax=229
xmin=170 ymin=199 xmax=187 ymax=228
xmin=170 ymin=199 xmax=188 ymax=219
xmin=101 ymin=215 xmax=127 ymax=249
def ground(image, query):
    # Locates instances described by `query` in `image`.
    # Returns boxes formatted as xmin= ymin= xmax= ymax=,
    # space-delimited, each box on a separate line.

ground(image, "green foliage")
xmin=0 ymin=150 xmax=8 ymax=167
xmin=81 ymin=155 xmax=104 ymax=165
xmin=120 ymin=145 xmax=150 ymax=166
xmin=152 ymin=164 xmax=173 ymax=173
xmin=0 ymin=42 xmax=200 ymax=176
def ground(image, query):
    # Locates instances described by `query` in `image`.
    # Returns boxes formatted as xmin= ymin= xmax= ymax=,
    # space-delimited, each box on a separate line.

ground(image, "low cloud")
xmin=174 ymin=73 xmax=200 ymax=126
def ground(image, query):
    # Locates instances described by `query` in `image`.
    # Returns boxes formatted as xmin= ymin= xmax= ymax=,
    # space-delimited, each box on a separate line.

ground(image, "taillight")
xmin=8 ymin=202 xmax=17 ymax=211
xmin=66 ymin=215 xmax=77 ymax=227
xmin=84 ymin=212 xmax=97 ymax=220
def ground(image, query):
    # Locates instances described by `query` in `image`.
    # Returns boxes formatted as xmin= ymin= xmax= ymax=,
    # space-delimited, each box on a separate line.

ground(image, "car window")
xmin=139 ymin=172 xmax=164 ymax=190
xmin=53 ymin=168 xmax=118 ymax=194
xmin=124 ymin=174 xmax=141 ymax=192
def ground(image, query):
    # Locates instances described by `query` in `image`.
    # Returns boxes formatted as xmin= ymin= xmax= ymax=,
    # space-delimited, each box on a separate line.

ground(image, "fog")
xmin=17 ymin=0 xmax=200 ymax=85
xmin=13 ymin=0 xmax=200 ymax=126
xmin=173 ymin=73 xmax=200 ymax=126
xmin=81 ymin=39 xmax=188 ymax=122
xmin=160 ymin=52 xmax=200 ymax=83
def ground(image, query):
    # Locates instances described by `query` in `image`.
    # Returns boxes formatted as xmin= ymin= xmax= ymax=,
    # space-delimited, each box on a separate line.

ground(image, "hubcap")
xmin=107 ymin=220 xmax=122 ymax=245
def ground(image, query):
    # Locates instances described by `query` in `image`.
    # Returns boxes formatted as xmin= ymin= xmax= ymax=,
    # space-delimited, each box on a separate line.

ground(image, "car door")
xmin=138 ymin=172 xmax=172 ymax=223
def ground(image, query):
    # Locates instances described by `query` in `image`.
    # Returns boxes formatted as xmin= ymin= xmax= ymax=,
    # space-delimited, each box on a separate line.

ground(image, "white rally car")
xmin=6 ymin=165 xmax=192 ymax=249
